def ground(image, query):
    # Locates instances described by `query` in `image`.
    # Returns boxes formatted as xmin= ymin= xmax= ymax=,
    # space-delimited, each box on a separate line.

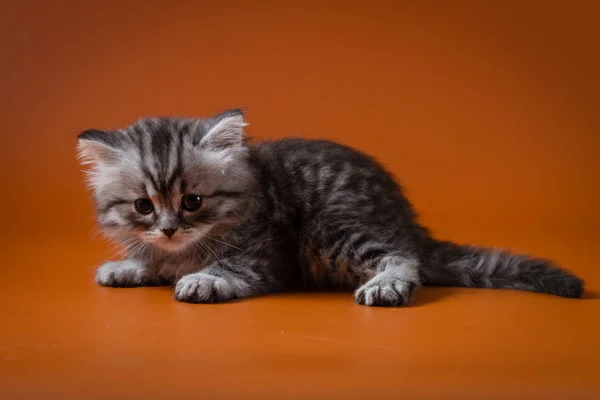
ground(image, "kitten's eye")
xmin=181 ymin=194 xmax=203 ymax=212
xmin=134 ymin=198 xmax=154 ymax=214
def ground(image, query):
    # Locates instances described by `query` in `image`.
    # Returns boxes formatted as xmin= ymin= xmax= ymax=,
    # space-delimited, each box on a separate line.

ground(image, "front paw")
xmin=96 ymin=260 xmax=147 ymax=287
xmin=174 ymin=273 xmax=250 ymax=303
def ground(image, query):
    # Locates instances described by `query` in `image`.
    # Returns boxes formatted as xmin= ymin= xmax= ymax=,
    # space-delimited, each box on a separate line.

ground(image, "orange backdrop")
xmin=1 ymin=1 xmax=599 ymax=399
xmin=1 ymin=0 xmax=598 ymax=242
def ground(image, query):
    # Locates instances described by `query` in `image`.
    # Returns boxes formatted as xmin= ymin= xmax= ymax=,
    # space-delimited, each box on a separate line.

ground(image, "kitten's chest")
xmin=148 ymin=255 xmax=207 ymax=283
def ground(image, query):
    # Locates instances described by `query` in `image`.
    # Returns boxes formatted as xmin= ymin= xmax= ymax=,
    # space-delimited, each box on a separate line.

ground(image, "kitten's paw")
xmin=174 ymin=273 xmax=250 ymax=303
xmin=95 ymin=260 xmax=147 ymax=287
xmin=355 ymin=278 xmax=418 ymax=307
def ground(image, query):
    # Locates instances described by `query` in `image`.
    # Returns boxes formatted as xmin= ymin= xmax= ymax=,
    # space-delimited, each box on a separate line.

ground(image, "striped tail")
xmin=421 ymin=239 xmax=584 ymax=298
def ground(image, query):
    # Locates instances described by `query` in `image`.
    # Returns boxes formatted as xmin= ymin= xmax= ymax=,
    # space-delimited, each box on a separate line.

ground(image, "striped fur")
xmin=77 ymin=109 xmax=584 ymax=306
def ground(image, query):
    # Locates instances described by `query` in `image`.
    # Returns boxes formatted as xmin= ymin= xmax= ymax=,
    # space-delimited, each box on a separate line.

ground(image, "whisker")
xmin=198 ymin=239 xmax=220 ymax=267
xmin=204 ymin=236 xmax=243 ymax=252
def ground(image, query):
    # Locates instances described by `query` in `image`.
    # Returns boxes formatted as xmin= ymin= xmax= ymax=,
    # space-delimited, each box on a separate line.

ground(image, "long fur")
xmin=76 ymin=109 xmax=584 ymax=306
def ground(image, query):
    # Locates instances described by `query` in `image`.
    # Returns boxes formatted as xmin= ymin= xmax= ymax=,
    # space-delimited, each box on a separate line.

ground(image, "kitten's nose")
xmin=161 ymin=228 xmax=177 ymax=238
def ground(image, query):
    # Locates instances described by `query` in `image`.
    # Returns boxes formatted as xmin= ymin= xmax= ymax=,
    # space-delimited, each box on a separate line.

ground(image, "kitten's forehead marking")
xmin=130 ymin=118 xmax=191 ymax=202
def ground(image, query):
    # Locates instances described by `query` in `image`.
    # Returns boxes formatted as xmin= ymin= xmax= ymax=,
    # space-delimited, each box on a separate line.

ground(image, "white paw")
xmin=95 ymin=260 xmax=147 ymax=287
xmin=355 ymin=278 xmax=418 ymax=307
xmin=174 ymin=273 xmax=250 ymax=303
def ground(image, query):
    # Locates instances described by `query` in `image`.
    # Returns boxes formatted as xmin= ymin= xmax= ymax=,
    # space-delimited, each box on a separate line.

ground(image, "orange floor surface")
xmin=1 ymin=1 xmax=599 ymax=399
xmin=1 ymin=231 xmax=599 ymax=399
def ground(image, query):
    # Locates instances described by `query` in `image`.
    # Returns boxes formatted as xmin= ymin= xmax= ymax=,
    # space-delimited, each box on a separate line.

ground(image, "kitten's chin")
xmin=153 ymin=237 xmax=191 ymax=253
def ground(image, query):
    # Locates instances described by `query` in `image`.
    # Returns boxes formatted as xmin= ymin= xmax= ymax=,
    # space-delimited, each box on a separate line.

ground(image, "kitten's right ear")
xmin=77 ymin=129 xmax=123 ymax=165
xmin=199 ymin=109 xmax=247 ymax=149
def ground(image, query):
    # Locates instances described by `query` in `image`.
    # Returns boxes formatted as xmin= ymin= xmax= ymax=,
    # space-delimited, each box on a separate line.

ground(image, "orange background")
xmin=1 ymin=1 xmax=599 ymax=399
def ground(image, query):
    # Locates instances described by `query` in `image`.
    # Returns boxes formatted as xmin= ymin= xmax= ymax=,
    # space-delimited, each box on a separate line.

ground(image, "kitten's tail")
xmin=421 ymin=239 xmax=584 ymax=298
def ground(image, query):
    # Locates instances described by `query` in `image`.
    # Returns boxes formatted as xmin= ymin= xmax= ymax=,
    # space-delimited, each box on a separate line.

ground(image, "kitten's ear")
xmin=199 ymin=109 xmax=247 ymax=149
xmin=77 ymin=129 xmax=123 ymax=165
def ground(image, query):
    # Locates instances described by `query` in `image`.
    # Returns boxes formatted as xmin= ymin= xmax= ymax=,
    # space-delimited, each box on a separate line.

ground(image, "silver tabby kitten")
xmin=77 ymin=109 xmax=584 ymax=306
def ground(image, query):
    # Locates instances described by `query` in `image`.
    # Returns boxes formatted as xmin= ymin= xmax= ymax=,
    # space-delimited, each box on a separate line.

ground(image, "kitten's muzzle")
xmin=161 ymin=228 xmax=177 ymax=238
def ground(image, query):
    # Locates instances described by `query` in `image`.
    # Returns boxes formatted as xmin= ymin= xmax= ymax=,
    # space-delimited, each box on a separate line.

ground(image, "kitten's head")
xmin=77 ymin=109 xmax=256 ymax=254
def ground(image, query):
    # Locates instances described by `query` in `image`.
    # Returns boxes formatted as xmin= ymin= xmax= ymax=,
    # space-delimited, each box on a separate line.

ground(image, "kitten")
xmin=76 ymin=109 xmax=584 ymax=306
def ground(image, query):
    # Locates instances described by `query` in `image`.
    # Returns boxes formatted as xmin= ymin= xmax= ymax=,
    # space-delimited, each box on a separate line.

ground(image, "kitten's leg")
xmin=174 ymin=256 xmax=269 ymax=303
xmin=304 ymin=221 xmax=421 ymax=306
xmin=354 ymin=255 xmax=421 ymax=307
xmin=96 ymin=259 xmax=158 ymax=287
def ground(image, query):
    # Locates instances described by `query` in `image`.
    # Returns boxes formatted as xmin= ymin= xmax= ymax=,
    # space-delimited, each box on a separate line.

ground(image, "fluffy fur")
xmin=77 ymin=109 xmax=584 ymax=306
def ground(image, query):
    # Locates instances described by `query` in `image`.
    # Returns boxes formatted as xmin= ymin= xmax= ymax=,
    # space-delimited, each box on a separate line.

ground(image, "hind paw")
xmin=355 ymin=278 xmax=418 ymax=307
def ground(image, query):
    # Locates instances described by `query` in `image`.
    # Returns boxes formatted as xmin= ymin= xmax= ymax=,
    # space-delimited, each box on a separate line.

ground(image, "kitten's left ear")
xmin=77 ymin=129 xmax=124 ymax=165
xmin=199 ymin=109 xmax=248 ymax=149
